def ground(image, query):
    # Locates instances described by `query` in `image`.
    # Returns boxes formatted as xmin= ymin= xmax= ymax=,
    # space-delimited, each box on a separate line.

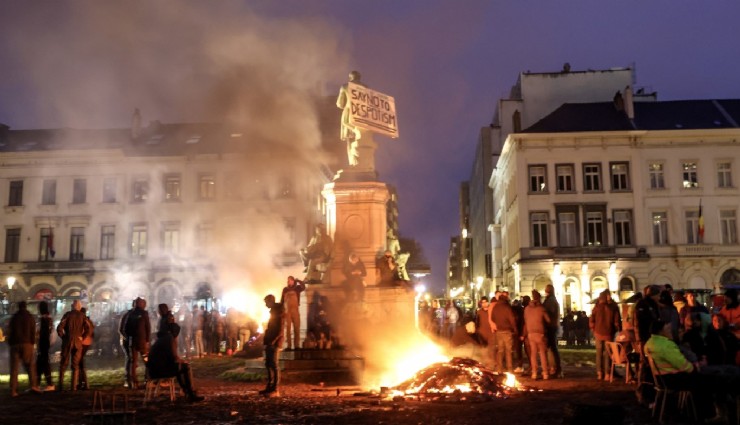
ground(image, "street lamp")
xmin=6 ymin=276 xmax=16 ymax=302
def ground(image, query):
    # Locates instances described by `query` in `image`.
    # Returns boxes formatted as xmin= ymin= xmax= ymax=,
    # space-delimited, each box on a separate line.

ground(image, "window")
xmin=528 ymin=165 xmax=547 ymax=193
xmin=72 ymin=179 xmax=87 ymax=204
xmin=717 ymin=162 xmax=733 ymax=188
xmin=277 ymin=176 xmax=294 ymax=199
xmin=583 ymin=163 xmax=602 ymax=192
xmin=720 ymin=210 xmax=737 ymax=244
xmin=649 ymin=162 xmax=665 ymax=189
xmin=530 ymin=212 xmax=549 ymax=247
xmin=164 ymin=174 xmax=181 ymax=202
xmin=100 ymin=225 xmax=115 ymax=260
xmin=610 ymin=162 xmax=630 ymax=191
xmin=8 ymin=180 xmax=23 ymax=206
xmin=556 ymin=165 xmax=574 ymax=192
xmin=685 ymin=210 xmax=700 ymax=244
xmin=42 ymin=179 xmax=57 ymax=205
xmin=682 ymin=162 xmax=699 ymax=188
xmin=283 ymin=217 xmax=296 ymax=241
xmin=614 ymin=210 xmax=633 ymax=246
xmin=132 ymin=178 xmax=149 ymax=202
xmin=103 ymin=178 xmax=117 ymax=203
xmin=197 ymin=223 xmax=213 ymax=252
xmin=69 ymin=227 xmax=85 ymax=260
xmin=130 ymin=224 xmax=147 ymax=257
xmin=39 ymin=227 xmax=54 ymax=261
xmin=4 ymin=228 xmax=20 ymax=262
xmin=652 ymin=212 xmax=669 ymax=245
xmin=585 ymin=211 xmax=605 ymax=246
xmin=558 ymin=211 xmax=578 ymax=247
xmin=199 ymin=174 xmax=216 ymax=200
xmin=162 ymin=223 xmax=180 ymax=254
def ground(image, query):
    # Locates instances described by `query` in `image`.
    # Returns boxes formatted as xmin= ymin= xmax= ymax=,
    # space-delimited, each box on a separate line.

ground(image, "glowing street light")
xmin=6 ymin=276 xmax=16 ymax=302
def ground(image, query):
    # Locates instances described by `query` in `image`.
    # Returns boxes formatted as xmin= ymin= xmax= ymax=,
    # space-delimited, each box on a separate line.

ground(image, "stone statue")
xmin=300 ymin=224 xmax=333 ymax=283
xmin=336 ymin=70 xmax=366 ymax=166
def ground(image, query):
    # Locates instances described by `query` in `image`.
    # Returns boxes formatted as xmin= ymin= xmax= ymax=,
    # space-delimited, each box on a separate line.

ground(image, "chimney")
xmin=131 ymin=108 xmax=141 ymax=139
xmin=624 ymin=86 xmax=634 ymax=120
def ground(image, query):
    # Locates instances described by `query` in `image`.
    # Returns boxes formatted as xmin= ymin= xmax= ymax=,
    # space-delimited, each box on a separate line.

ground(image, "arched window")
xmin=720 ymin=268 xmax=740 ymax=286
xmin=619 ymin=277 xmax=635 ymax=292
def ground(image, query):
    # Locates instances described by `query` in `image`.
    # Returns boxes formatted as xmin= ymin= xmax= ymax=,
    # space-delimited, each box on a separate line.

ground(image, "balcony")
xmin=552 ymin=246 xmax=616 ymax=258
xmin=677 ymin=244 xmax=715 ymax=257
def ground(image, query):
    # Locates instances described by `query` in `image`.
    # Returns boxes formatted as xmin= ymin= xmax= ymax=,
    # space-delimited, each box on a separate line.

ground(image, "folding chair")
xmin=605 ymin=341 xmax=631 ymax=384
xmin=644 ymin=353 xmax=696 ymax=424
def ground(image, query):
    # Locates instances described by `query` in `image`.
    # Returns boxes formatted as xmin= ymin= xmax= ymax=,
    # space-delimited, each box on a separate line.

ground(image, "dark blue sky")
xmin=2 ymin=1 xmax=740 ymax=292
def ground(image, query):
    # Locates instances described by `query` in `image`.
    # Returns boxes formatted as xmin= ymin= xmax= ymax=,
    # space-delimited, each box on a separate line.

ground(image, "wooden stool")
xmin=85 ymin=390 xmax=135 ymax=424
xmin=143 ymin=377 xmax=177 ymax=405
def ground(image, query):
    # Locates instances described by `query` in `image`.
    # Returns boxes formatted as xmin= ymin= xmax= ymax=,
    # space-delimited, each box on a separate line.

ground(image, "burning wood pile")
xmin=389 ymin=357 xmax=537 ymax=401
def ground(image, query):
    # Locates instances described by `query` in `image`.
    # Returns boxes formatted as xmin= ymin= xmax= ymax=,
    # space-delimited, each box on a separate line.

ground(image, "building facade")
xmin=0 ymin=102 xmax=344 ymax=321
xmin=490 ymin=94 xmax=740 ymax=315
xmin=458 ymin=65 xmax=645 ymax=300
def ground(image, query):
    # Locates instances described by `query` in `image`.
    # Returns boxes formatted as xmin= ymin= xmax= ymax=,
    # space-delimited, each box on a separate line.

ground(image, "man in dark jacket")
xmin=57 ymin=299 xmax=90 ymax=391
xmin=118 ymin=299 xmax=135 ymax=386
xmin=123 ymin=297 xmax=151 ymax=389
xmin=8 ymin=301 xmax=40 ymax=396
xmin=543 ymin=284 xmax=562 ymax=377
xmin=36 ymin=300 xmax=55 ymax=391
xmin=490 ymin=292 xmax=517 ymax=373
xmin=147 ymin=312 xmax=203 ymax=402
xmin=261 ymin=294 xmax=284 ymax=396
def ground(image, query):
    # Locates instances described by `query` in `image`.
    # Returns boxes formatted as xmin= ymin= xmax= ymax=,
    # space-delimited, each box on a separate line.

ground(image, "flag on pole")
xmin=47 ymin=227 xmax=56 ymax=258
xmin=697 ymin=200 xmax=704 ymax=244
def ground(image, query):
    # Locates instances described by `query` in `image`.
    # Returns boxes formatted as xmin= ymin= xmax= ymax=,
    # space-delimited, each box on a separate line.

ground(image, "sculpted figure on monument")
xmin=336 ymin=70 xmax=366 ymax=166
xmin=299 ymin=224 xmax=333 ymax=283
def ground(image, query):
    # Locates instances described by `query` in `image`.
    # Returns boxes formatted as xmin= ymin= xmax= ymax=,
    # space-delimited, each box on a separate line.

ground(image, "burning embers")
xmin=388 ymin=357 xmax=537 ymax=401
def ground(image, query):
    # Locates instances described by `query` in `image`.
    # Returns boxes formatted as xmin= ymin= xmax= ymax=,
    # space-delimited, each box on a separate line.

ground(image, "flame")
xmin=503 ymin=372 xmax=522 ymax=390
xmin=374 ymin=335 xmax=449 ymax=388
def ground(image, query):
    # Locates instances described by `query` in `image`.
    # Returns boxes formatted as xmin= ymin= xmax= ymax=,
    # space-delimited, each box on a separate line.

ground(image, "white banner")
xmin=347 ymin=82 xmax=399 ymax=138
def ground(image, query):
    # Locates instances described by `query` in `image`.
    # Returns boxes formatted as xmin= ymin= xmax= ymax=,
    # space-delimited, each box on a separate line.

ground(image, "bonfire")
xmin=389 ymin=357 xmax=537 ymax=401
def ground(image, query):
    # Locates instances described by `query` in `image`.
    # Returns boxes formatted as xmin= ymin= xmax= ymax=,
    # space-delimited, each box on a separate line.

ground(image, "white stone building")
xmin=0 ymin=104 xmax=343 ymax=321
xmin=490 ymin=93 xmax=740 ymax=314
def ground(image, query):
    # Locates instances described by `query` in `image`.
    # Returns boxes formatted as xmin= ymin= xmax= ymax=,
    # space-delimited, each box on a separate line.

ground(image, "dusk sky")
xmin=2 ymin=2 xmax=740 ymax=293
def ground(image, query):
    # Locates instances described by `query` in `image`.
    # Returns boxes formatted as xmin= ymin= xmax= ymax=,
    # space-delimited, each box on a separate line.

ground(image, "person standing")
xmin=280 ymin=276 xmax=305 ymax=351
xmin=36 ymin=300 xmax=55 ymax=391
xmin=475 ymin=297 xmax=494 ymax=367
xmin=123 ymin=297 xmax=151 ymax=389
xmin=523 ymin=291 xmax=551 ymax=380
xmin=445 ymin=300 xmax=459 ymax=340
xmin=118 ymin=299 xmax=135 ymax=385
xmin=542 ymin=284 xmax=562 ymax=377
xmin=8 ymin=301 xmax=40 ymax=396
xmin=193 ymin=305 xmax=205 ymax=358
xmin=491 ymin=292 xmax=517 ymax=373
xmin=57 ymin=299 xmax=90 ymax=391
xmin=77 ymin=307 xmax=95 ymax=390
xmin=589 ymin=290 xmax=620 ymax=380
xmin=342 ymin=253 xmax=367 ymax=302
xmin=377 ymin=250 xmax=399 ymax=287
xmin=719 ymin=288 xmax=740 ymax=340
xmin=261 ymin=294 xmax=285 ymax=397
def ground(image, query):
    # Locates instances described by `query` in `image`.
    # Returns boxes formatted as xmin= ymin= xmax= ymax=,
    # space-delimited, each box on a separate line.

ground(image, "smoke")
xmin=0 ymin=3 xmax=352 ymax=311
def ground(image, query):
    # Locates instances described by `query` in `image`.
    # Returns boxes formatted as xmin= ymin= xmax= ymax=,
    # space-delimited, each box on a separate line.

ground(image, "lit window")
xmin=528 ymin=165 xmax=547 ymax=193
xmin=652 ymin=212 xmax=668 ymax=245
xmin=682 ymin=162 xmax=699 ymax=188
xmin=610 ymin=162 xmax=630 ymax=191
xmin=614 ymin=210 xmax=632 ymax=246
xmin=199 ymin=174 xmax=216 ymax=200
xmin=131 ymin=224 xmax=147 ymax=257
xmin=649 ymin=162 xmax=665 ymax=189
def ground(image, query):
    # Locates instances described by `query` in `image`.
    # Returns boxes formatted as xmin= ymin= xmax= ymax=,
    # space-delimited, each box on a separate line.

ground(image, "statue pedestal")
xmin=321 ymin=179 xmax=389 ymax=286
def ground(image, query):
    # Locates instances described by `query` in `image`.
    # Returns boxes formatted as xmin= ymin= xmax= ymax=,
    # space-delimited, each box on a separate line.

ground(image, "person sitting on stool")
xmin=147 ymin=312 xmax=204 ymax=402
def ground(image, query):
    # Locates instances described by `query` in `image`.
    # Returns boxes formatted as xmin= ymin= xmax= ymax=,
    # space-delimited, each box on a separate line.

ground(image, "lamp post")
xmin=6 ymin=276 xmax=16 ymax=303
